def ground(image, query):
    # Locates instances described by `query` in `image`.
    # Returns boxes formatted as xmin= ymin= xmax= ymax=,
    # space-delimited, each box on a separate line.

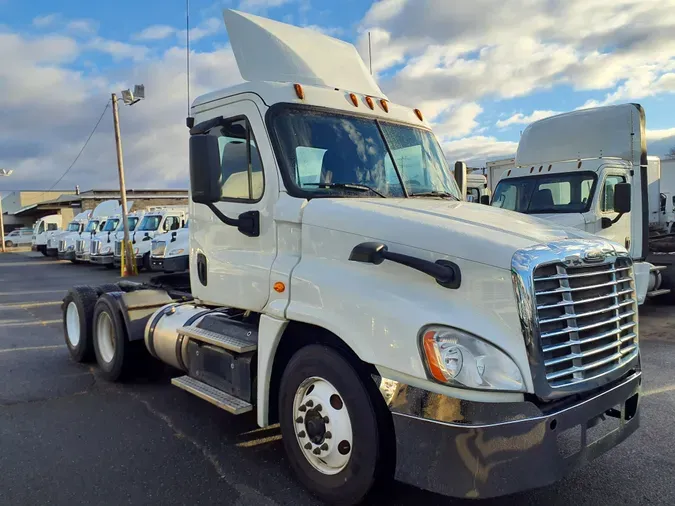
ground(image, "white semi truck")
xmin=61 ymin=11 xmax=641 ymax=504
xmin=150 ymin=219 xmax=189 ymax=273
xmin=113 ymin=207 xmax=187 ymax=271
xmin=90 ymin=211 xmax=144 ymax=268
xmin=73 ymin=201 xmax=125 ymax=263
xmin=47 ymin=211 xmax=91 ymax=257
xmin=31 ymin=214 xmax=63 ymax=256
xmin=491 ymin=104 xmax=674 ymax=304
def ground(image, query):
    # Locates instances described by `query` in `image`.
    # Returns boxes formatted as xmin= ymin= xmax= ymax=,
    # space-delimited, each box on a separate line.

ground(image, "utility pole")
xmin=111 ymin=93 xmax=134 ymax=276
xmin=0 ymin=169 xmax=13 ymax=254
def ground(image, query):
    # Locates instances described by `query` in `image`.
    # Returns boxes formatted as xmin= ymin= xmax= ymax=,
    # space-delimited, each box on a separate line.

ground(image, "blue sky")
xmin=1 ymin=0 xmax=674 ymax=190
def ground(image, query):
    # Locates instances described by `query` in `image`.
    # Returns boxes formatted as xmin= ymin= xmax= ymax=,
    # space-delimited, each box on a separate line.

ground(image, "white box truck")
xmin=61 ymin=11 xmax=641 ymax=504
xmin=31 ymin=214 xmax=63 ymax=256
xmin=491 ymin=104 xmax=675 ymax=304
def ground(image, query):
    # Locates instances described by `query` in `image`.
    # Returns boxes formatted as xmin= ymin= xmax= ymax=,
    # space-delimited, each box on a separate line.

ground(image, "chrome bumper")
xmin=377 ymin=370 xmax=641 ymax=499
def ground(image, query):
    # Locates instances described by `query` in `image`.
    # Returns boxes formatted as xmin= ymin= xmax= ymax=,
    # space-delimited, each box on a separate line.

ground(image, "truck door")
xmin=190 ymin=99 xmax=279 ymax=311
xmin=583 ymin=168 xmax=632 ymax=250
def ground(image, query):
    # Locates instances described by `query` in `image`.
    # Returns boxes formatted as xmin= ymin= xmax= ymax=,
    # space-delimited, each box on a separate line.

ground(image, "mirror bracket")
xmin=206 ymin=203 xmax=260 ymax=237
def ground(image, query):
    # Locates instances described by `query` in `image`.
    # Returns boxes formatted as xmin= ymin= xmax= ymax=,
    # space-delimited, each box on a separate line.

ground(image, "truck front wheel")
xmin=279 ymin=345 xmax=393 ymax=505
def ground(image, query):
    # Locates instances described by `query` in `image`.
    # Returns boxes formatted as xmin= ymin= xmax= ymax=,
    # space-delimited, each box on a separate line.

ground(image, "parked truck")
xmin=47 ymin=211 xmax=91 ymax=257
xmin=150 ymin=219 xmax=189 ymax=273
xmin=486 ymin=157 xmax=515 ymax=194
xmin=90 ymin=211 xmax=144 ymax=268
xmin=73 ymin=201 xmax=124 ymax=264
xmin=61 ymin=11 xmax=641 ymax=504
xmin=491 ymin=104 xmax=674 ymax=304
xmin=31 ymin=214 xmax=62 ymax=256
xmin=466 ymin=172 xmax=490 ymax=203
xmin=113 ymin=207 xmax=187 ymax=271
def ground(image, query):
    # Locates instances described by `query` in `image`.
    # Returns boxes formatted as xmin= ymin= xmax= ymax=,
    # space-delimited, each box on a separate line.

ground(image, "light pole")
xmin=111 ymin=84 xmax=144 ymax=276
xmin=0 ymin=168 xmax=13 ymax=253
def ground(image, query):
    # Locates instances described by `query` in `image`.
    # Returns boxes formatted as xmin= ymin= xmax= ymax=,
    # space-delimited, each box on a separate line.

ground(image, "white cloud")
xmin=66 ymin=19 xmax=98 ymax=34
xmin=134 ymin=24 xmax=176 ymax=41
xmin=647 ymin=128 xmax=675 ymax=142
xmin=442 ymin=136 xmax=518 ymax=166
xmin=238 ymin=0 xmax=294 ymax=13
xmin=176 ymin=17 xmax=223 ymax=43
xmin=302 ymin=25 xmax=344 ymax=37
xmin=496 ymin=110 xmax=561 ymax=128
xmin=87 ymin=38 xmax=149 ymax=62
xmin=431 ymin=102 xmax=483 ymax=139
xmin=32 ymin=14 xmax=60 ymax=28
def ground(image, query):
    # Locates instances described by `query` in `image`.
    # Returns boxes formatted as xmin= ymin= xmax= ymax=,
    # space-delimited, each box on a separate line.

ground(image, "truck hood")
xmin=301 ymin=198 xmax=597 ymax=270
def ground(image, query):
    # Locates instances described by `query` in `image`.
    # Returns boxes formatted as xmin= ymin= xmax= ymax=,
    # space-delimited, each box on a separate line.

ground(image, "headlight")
xmin=168 ymin=249 xmax=184 ymax=256
xmin=67 ymin=245 xmax=75 ymax=251
xmin=420 ymin=326 xmax=525 ymax=392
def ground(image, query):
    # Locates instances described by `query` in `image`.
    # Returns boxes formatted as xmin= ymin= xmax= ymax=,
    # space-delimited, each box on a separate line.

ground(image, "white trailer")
xmin=486 ymin=157 xmax=515 ymax=194
xmin=61 ymin=11 xmax=641 ymax=504
xmin=491 ymin=104 xmax=675 ymax=304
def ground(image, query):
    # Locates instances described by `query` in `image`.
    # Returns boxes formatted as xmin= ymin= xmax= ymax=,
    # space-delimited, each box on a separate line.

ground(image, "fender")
xmin=102 ymin=290 xmax=174 ymax=342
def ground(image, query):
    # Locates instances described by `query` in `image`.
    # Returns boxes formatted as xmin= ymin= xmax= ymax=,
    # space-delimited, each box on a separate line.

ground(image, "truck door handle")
xmin=349 ymin=242 xmax=461 ymax=289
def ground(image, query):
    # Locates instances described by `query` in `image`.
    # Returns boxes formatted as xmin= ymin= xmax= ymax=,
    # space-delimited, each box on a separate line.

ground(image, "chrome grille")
xmin=76 ymin=239 xmax=85 ymax=254
xmin=533 ymin=257 xmax=638 ymax=388
xmin=91 ymin=239 xmax=101 ymax=255
xmin=114 ymin=241 xmax=121 ymax=256
xmin=152 ymin=241 xmax=166 ymax=257
xmin=58 ymin=240 xmax=66 ymax=252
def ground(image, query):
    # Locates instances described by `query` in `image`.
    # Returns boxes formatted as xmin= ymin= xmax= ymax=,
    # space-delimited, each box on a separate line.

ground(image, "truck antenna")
xmin=368 ymin=31 xmax=372 ymax=75
xmin=185 ymin=0 xmax=193 ymax=129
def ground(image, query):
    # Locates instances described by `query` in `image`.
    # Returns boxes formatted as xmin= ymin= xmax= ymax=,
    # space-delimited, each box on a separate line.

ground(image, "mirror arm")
xmin=610 ymin=212 xmax=624 ymax=225
xmin=205 ymin=203 xmax=260 ymax=237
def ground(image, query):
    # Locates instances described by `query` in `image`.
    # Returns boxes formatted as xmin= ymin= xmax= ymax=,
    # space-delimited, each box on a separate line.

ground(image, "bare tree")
xmin=666 ymin=147 xmax=675 ymax=160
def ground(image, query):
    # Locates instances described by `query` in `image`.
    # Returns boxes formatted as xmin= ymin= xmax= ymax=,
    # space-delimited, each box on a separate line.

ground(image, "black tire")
xmin=40 ymin=249 xmax=49 ymax=257
xmin=5 ymin=241 xmax=14 ymax=248
xmin=279 ymin=345 xmax=394 ymax=505
xmin=62 ymin=286 xmax=99 ymax=363
xmin=657 ymin=264 xmax=675 ymax=304
xmin=105 ymin=263 xmax=115 ymax=270
xmin=71 ymin=259 xmax=81 ymax=264
xmin=142 ymin=252 xmax=151 ymax=272
xmin=96 ymin=283 xmax=120 ymax=295
xmin=92 ymin=295 xmax=139 ymax=382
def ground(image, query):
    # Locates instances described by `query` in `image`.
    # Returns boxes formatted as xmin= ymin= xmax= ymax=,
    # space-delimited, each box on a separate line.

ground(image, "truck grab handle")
xmin=349 ymin=242 xmax=461 ymax=289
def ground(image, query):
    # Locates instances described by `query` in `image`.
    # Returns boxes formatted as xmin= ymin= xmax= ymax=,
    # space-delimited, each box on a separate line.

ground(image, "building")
xmin=2 ymin=189 xmax=189 ymax=233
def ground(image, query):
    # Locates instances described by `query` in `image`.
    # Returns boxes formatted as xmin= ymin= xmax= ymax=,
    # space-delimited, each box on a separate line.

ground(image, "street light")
xmin=0 ymin=169 xmax=14 ymax=253
xmin=111 ymin=85 xmax=144 ymax=276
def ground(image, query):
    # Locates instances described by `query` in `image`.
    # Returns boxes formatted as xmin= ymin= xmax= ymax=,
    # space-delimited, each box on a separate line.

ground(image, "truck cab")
xmin=91 ymin=212 xmax=143 ymax=268
xmin=150 ymin=219 xmax=189 ymax=272
xmin=61 ymin=11 xmax=641 ymax=504
xmin=113 ymin=208 xmax=186 ymax=270
xmin=31 ymin=214 xmax=62 ymax=256
xmin=491 ymin=104 xmax=669 ymax=304
xmin=75 ymin=219 xmax=107 ymax=263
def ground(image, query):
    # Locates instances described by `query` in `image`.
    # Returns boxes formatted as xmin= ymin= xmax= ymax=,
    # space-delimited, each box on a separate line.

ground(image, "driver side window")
xmin=601 ymin=175 xmax=626 ymax=212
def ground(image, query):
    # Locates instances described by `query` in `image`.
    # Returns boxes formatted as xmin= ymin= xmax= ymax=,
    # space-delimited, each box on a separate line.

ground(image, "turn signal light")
xmin=422 ymin=330 xmax=447 ymax=383
xmin=294 ymin=83 xmax=304 ymax=100
xmin=273 ymin=282 xmax=286 ymax=293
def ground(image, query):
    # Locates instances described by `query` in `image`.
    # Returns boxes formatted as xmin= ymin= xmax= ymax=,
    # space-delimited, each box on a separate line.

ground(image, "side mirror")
xmin=614 ymin=182 xmax=631 ymax=214
xmin=189 ymin=134 xmax=222 ymax=204
xmin=480 ymin=194 xmax=490 ymax=205
xmin=454 ymin=161 xmax=467 ymax=200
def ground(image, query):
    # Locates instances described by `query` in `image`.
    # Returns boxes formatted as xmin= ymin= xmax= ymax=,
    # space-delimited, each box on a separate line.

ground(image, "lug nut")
xmin=323 ymin=416 xmax=330 ymax=423
xmin=306 ymin=400 xmax=314 ymax=407
xmin=324 ymin=431 xmax=332 ymax=439
xmin=295 ymin=417 xmax=303 ymax=423
xmin=313 ymin=448 xmax=321 ymax=455
xmin=320 ymin=443 xmax=329 ymax=451
xmin=298 ymin=431 xmax=306 ymax=438
xmin=304 ymin=443 xmax=312 ymax=450
xmin=315 ymin=404 xmax=322 ymax=411
xmin=299 ymin=405 xmax=307 ymax=412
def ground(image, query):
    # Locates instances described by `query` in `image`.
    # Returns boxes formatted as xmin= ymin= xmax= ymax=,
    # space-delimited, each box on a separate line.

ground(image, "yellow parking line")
xmin=0 ymin=345 xmax=66 ymax=354
xmin=236 ymin=434 xmax=283 ymax=448
xmin=0 ymin=319 xmax=61 ymax=327
xmin=644 ymin=385 xmax=675 ymax=397
xmin=0 ymin=301 xmax=61 ymax=310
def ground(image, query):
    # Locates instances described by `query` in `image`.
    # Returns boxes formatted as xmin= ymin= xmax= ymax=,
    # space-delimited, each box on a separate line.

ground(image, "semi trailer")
xmin=61 ymin=10 xmax=641 ymax=504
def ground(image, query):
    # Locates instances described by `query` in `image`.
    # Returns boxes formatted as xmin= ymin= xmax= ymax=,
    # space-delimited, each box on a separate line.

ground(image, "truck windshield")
xmin=138 ymin=216 xmax=161 ymax=231
xmin=271 ymin=107 xmax=461 ymax=199
xmin=84 ymin=220 xmax=99 ymax=233
xmin=492 ymin=172 xmax=596 ymax=214
xmin=103 ymin=219 xmax=120 ymax=232
xmin=66 ymin=223 xmax=80 ymax=232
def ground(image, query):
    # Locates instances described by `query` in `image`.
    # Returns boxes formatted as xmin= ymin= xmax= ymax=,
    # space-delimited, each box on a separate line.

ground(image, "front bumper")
xmin=91 ymin=254 xmax=114 ymax=265
xmin=75 ymin=253 xmax=90 ymax=262
xmin=58 ymin=250 xmax=76 ymax=260
xmin=378 ymin=370 xmax=641 ymax=499
xmin=151 ymin=255 xmax=188 ymax=272
xmin=113 ymin=256 xmax=142 ymax=268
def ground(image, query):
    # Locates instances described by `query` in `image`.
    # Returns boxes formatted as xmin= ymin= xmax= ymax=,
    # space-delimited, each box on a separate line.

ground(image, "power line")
xmin=48 ymin=100 xmax=111 ymax=191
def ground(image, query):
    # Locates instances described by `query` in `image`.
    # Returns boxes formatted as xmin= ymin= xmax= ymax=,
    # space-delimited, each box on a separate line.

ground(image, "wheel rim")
xmin=96 ymin=311 xmax=116 ymax=363
xmin=292 ymin=377 xmax=353 ymax=475
xmin=65 ymin=302 xmax=80 ymax=347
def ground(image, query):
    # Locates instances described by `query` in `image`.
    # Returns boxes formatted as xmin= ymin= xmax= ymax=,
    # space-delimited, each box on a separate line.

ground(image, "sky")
xmin=1 ymin=0 xmax=674 ymax=192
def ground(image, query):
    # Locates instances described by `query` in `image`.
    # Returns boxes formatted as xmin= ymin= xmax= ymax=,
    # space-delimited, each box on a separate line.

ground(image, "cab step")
xmin=647 ymin=288 xmax=671 ymax=297
xmin=171 ymin=375 xmax=252 ymax=414
xmin=178 ymin=325 xmax=258 ymax=353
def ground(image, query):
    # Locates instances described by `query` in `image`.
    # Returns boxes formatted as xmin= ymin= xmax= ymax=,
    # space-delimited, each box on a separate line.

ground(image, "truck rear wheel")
xmin=62 ymin=286 xmax=98 ymax=363
xmin=92 ymin=295 xmax=138 ymax=382
xmin=279 ymin=345 xmax=393 ymax=505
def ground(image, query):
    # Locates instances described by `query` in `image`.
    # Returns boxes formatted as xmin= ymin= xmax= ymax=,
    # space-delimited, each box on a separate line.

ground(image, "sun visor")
xmin=223 ymin=9 xmax=386 ymax=99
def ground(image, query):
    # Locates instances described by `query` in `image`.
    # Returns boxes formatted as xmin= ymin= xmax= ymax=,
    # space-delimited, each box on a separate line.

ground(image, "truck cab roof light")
xmin=365 ymin=96 xmax=374 ymax=110
xmin=294 ymin=84 xmax=304 ymax=100
xmin=380 ymin=99 xmax=389 ymax=112
xmin=349 ymin=93 xmax=358 ymax=107
xmin=414 ymin=109 xmax=423 ymax=121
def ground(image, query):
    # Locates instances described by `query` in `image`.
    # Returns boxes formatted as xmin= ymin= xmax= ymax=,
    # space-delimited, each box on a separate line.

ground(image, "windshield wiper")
xmin=409 ymin=191 xmax=459 ymax=200
xmin=304 ymin=183 xmax=386 ymax=198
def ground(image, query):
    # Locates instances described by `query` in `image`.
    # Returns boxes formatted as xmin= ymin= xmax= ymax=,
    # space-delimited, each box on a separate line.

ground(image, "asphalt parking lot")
xmin=0 ymin=252 xmax=674 ymax=505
